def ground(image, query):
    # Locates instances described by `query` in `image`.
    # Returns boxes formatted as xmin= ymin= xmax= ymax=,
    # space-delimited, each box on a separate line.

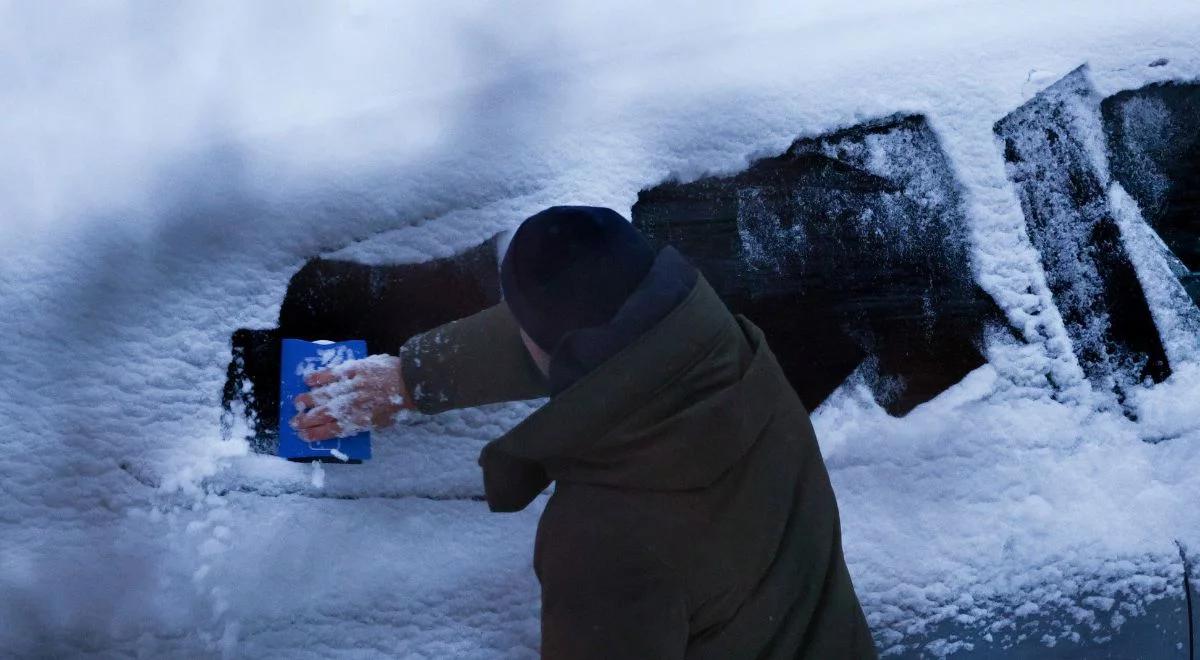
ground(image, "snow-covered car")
xmin=3 ymin=3 xmax=1198 ymax=657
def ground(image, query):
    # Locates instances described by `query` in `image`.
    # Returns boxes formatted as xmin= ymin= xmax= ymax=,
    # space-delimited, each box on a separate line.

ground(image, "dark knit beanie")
xmin=500 ymin=206 xmax=656 ymax=353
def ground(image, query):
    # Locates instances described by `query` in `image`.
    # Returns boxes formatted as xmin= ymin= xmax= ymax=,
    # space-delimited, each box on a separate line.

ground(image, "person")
xmin=290 ymin=206 xmax=877 ymax=659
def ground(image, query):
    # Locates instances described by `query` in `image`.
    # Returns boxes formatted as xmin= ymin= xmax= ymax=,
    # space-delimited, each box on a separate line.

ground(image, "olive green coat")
xmin=399 ymin=276 xmax=876 ymax=659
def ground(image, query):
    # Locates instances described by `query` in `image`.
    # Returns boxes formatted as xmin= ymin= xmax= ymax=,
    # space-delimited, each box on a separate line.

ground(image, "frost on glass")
xmin=1103 ymin=81 xmax=1200 ymax=304
xmin=634 ymin=114 xmax=1006 ymax=416
xmin=995 ymin=66 xmax=1171 ymax=403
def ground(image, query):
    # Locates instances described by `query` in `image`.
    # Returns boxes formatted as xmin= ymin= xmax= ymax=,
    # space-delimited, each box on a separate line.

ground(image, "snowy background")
xmin=2 ymin=1 xmax=1199 ymax=657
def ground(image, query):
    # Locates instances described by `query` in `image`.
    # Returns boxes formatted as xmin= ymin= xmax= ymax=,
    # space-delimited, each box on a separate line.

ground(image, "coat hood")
xmin=479 ymin=258 xmax=788 ymax=512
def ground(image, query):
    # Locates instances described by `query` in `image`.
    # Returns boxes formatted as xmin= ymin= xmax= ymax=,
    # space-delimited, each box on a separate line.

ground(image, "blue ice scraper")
xmin=277 ymin=338 xmax=372 ymax=462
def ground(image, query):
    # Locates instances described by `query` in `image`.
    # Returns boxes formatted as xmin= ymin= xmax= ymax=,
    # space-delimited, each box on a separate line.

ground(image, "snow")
xmin=815 ymin=363 xmax=1200 ymax=653
xmin=294 ymin=344 xmax=356 ymax=377
xmin=1 ymin=0 xmax=1199 ymax=657
xmin=1110 ymin=185 xmax=1200 ymax=367
xmin=309 ymin=460 xmax=325 ymax=489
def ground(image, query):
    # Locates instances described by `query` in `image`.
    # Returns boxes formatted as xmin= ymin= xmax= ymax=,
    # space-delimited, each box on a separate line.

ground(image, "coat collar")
xmin=547 ymin=247 xmax=697 ymax=393
xmin=479 ymin=273 xmax=786 ymax=512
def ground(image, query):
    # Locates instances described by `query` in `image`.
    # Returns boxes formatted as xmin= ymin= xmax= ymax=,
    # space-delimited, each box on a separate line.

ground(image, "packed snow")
xmin=1 ymin=1 xmax=1199 ymax=657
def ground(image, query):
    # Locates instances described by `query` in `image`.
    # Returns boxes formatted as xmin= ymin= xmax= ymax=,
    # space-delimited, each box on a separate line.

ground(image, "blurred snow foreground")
xmin=2 ymin=1 xmax=1200 ymax=658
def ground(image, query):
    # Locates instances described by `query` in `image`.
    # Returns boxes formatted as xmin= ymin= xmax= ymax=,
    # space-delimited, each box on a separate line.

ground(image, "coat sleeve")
xmin=537 ymin=530 xmax=689 ymax=659
xmin=398 ymin=301 xmax=550 ymax=414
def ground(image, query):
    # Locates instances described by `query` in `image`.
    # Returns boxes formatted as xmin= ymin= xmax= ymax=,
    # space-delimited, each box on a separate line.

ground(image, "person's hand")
xmin=289 ymin=354 xmax=412 ymax=442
